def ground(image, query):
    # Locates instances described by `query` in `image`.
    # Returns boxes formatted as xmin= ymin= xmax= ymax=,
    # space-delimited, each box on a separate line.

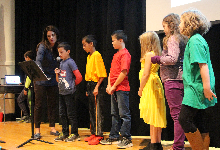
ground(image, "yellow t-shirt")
xmin=85 ymin=51 xmax=107 ymax=82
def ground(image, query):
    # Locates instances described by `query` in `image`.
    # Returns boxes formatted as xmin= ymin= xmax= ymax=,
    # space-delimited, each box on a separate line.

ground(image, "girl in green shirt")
xmin=178 ymin=9 xmax=217 ymax=150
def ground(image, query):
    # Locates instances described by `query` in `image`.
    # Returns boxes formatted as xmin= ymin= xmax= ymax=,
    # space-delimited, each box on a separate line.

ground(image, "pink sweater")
xmin=160 ymin=35 xmax=185 ymax=82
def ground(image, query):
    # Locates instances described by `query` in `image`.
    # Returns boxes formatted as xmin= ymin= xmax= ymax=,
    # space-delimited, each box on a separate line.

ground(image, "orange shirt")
xmin=85 ymin=51 xmax=107 ymax=82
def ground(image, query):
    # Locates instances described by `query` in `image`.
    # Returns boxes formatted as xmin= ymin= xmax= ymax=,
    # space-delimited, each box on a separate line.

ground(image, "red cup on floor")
xmin=0 ymin=112 xmax=3 ymax=122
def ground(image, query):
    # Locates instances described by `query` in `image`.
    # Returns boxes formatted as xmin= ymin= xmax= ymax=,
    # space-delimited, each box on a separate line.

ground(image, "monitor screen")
xmin=5 ymin=75 xmax=21 ymax=85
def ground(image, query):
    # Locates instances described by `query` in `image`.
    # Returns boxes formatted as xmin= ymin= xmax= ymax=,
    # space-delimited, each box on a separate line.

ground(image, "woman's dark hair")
xmin=82 ymin=35 xmax=97 ymax=47
xmin=24 ymin=50 xmax=35 ymax=60
xmin=36 ymin=25 xmax=60 ymax=58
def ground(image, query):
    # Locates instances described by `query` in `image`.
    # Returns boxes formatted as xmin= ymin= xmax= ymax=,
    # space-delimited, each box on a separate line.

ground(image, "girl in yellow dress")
xmin=138 ymin=31 xmax=167 ymax=150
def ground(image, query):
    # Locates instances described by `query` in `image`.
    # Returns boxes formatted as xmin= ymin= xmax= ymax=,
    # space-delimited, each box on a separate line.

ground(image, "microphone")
xmin=56 ymin=56 xmax=61 ymax=68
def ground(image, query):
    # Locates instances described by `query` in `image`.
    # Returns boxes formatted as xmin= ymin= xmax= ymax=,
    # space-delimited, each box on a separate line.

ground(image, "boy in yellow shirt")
xmin=82 ymin=35 xmax=107 ymax=145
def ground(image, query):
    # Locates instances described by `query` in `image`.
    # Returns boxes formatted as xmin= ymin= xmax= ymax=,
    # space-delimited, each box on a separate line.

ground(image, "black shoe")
xmin=140 ymin=142 xmax=151 ymax=150
xmin=149 ymin=143 xmax=163 ymax=150
xmin=17 ymin=116 xmax=29 ymax=123
xmin=34 ymin=133 xmax=41 ymax=139
xmin=50 ymin=131 xmax=60 ymax=136
xmin=117 ymin=137 xmax=133 ymax=149
xmin=54 ymin=133 xmax=68 ymax=141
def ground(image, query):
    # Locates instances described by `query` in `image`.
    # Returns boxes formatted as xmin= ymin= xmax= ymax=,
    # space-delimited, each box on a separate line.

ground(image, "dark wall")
xmin=15 ymin=0 xmax=220 ymax=147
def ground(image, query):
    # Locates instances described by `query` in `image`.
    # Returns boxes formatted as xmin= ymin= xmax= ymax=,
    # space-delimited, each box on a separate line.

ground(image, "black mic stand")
xmin=16 ymin=60 xmax=53 ymax=148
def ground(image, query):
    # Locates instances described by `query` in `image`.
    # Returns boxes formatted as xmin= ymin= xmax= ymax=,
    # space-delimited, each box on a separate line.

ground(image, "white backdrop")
xmin=146 ymin=0 xmax=220 ymax=31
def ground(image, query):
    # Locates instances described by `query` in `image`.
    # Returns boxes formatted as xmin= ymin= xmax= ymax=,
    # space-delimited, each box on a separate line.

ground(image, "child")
xmin=151 ymin=13 xmax=188 ymax=150
xmin=17 ymin=51 xmax=35 ymax=123
xmin=100 ymin=30 xmax=132 ymax=149
xmin=54 ymin=42 xmax=83 ymax=142
xmin=138 ymin=31 xmax=166 ymax=150
xmin=178 ymin=9 xmax=217 ymax=149
xmin=82 ymin=35 xmax=107 ymax=145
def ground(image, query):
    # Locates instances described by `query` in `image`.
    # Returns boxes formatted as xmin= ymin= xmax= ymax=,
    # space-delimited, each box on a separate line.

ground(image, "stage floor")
xmin=0 ymin=122 xmax=192 ymax=150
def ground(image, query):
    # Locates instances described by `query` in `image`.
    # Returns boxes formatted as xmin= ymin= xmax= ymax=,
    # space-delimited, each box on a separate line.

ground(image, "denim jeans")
xmin=59 ymin=94 xmax=78 ymax=136
xmin=164 ymin=80 xmax=185 ymax=150
xmin=109 ymin=91 xmax=131 ymax=140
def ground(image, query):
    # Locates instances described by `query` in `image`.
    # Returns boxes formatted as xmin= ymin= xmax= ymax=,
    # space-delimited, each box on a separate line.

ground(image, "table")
xmin=0 ymin=85 xmax=24 ymax=122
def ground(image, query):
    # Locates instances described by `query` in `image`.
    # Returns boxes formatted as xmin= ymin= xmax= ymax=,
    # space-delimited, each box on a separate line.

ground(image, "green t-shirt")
xmin=182 ymin=33 xmax=217 ymax=109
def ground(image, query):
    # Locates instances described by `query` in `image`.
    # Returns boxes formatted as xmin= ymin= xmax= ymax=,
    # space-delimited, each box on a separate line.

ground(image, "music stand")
xmin=17 ymin=60 xmax=53 ymax=148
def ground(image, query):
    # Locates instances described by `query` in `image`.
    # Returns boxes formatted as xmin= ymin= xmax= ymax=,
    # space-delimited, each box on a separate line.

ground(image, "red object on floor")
xmin=0 ymin=112 xmax=3 ymax=122
xmin=84 ymin=134 xmax=96 ymax=142
xmin=88 ymin=136 xmax=103 ymax=145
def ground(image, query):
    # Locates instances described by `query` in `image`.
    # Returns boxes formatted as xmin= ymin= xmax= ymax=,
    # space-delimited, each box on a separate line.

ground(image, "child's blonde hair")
xmin=181 ymin=9 xmax=211 ymax=37
xmin=139 ymin=31 xmax=161 ymax=62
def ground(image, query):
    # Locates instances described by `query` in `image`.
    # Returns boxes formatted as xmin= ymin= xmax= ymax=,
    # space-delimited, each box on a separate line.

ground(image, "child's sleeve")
xmin=189 ymin=43 xmax=208 ymax=64
xmin=69 ymin=59 xmax=82 ymax=85
xmin=24 ymin=76 xmax=31 ymax=91
xmin=160 ymin=36 xmax=180 ymax=65
xmin=120 ymin=53 xmax=131 ymax=74
xmin=95 ymin=53 xmax=107 ymax=78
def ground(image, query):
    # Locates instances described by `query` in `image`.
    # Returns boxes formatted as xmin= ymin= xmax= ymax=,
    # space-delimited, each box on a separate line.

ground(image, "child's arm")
xmin=24 ymin=76 xmax=31 ymax=95
xmin=93 ymin=77 xmax=104 ymax=96
xmin=73 ymin=69 xmax=83 ymax=85
xmin=109 ymin=69 xmax=127 ymax=95
xmin=199 ymin=63 xmax=217 ymax=101
xmin=138 ymin=52 xmax=153 ymax=97
xmin=54 ymin=68 xmax=60 ymax=82
xmin=106 ymin=74 xmax=111 ymax=94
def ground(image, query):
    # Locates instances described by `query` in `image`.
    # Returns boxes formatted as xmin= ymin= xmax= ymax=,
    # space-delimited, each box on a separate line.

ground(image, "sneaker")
xmin=17 ymin=116 xmax=29 ymax=123
xmin=24 ymin=117 xmax=31 ymax=123
xmin=50 ymin=131 xmax=60 ymax=136
xmin=117 ymin=137 xmax=133 ymax=149
xmin=54 ymin=133 xmax=68 ymax=141
xmin=100 ymin=138 xmax=120 ymax=145
xmin=88 ymin=135 xmax=103 ymax=145
xmin=84 ymin=134 xmax=96 ymax=142
xmin=65 ymin=134 xmax=80 ymax=142
xmin=34 ymin=133 xmax=41 ymax=139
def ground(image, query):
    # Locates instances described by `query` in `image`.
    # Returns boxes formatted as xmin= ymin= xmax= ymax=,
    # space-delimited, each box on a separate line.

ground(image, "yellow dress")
xmin=139 ymin=58 xmax=167 ymax=128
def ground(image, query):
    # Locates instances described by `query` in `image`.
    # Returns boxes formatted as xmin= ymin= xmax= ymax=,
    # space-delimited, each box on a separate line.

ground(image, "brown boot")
xmin=185 ymin=129 xmax=204 ymax=150
xmin=201 ymin=133 xmax=210 ymax=150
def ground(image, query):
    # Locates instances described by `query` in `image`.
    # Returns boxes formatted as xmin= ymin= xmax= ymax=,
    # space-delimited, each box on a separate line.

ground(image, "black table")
xmin=0 ymin=85 xmax=24 ymax=122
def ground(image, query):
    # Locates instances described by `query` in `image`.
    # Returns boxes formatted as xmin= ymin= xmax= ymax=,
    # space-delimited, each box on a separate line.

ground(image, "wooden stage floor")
xmin=0 ymin=122 xmax=192 ymax=150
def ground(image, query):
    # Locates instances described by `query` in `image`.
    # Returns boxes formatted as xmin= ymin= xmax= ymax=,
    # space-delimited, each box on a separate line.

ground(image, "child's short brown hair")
xmin=181 ymin=9 xmax=211 ymax=37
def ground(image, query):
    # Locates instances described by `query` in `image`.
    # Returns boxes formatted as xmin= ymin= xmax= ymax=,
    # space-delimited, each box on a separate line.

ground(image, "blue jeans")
xmin=109 ymin=91 xmax=131 ymax=140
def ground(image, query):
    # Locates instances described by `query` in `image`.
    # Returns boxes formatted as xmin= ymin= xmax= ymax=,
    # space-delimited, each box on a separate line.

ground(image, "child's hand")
xmin=24 ymin=90 xmax=28 ymax=95
xmin=54 ymin=68 xmax=60 ymax=74
xmin=93 ymin=87 xmax=98 ymax=96
xmin=106 ymin=85 xmax=111 ymax=95
xmin=138 ymin=88 xmax=142 ymax=97
xmin=109 ymin=86 xmax=116 ymax=95
xmin=204 ymin=88 xmax=217 ymax=101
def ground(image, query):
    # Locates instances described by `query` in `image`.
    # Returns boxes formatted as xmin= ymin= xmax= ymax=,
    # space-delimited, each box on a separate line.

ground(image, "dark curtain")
xmin=15 ymin=0 xmax=220 ymax=147
xmin=15 ymin=0 xmax=149 ymax=137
